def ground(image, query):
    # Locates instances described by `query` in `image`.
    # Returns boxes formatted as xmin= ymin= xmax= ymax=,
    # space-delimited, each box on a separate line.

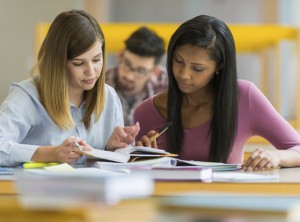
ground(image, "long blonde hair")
xmin=32 ymin=10 xmax=106 ymax=130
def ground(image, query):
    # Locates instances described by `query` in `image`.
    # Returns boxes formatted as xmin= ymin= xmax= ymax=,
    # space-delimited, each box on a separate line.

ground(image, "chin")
xmin=84 ymin=85 xmax=96 ymax=91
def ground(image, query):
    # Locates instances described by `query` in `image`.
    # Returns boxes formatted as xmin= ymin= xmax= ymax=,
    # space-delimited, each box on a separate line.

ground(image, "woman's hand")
xmin=242 ymin=148 xmax=280 ymax=171
xmin=32 ymin=136 xmax=92 ymax=163
xmin=136 ymin=130 xmax=158 ymax=148
xmin=106 ymin=122 xmax=140 ymax=151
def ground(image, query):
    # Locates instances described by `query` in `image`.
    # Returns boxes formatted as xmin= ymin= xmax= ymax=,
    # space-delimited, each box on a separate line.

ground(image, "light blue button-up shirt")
xmin=0 ymin=78 xmax=124 ymax=166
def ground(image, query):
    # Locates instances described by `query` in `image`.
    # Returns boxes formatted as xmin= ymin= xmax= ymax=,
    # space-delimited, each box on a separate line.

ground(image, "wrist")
xmin=31 ymin=146 xmax=57 ymax=162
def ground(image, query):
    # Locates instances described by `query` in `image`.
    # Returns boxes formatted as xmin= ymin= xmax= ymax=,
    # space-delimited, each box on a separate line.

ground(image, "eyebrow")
xmin=175 ymin=52 xmax=205 ymax=66
xmin=123 ymin=57 xmax=151 ymax=70
xmin=174 ymin=52 xmax=182 ymax=58
xmin=72 ymin=53 xmax=102 ymax=61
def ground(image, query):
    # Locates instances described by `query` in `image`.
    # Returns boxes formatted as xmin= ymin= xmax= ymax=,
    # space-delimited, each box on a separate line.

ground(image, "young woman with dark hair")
xmin=134 ymin=15 xmax=300 ymax=171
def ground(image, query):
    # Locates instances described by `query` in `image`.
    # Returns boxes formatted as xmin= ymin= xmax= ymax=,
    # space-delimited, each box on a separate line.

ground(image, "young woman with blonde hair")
xmin=0 ymin=10 xmax=139 ymax=166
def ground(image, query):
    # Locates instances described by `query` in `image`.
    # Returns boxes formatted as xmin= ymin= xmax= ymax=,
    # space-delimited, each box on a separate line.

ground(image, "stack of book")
xmin=14 ymin=167 xmax=153 ymax=209
xmin=157 ymin=192 xmax=300 ymax=222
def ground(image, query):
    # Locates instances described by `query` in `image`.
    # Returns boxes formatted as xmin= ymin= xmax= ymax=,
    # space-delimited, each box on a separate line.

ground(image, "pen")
xmin=73 ymin=141 xmax=83 ymax=152
xmin=149 ymin=121 xmax=172 ymax=142
xmin=22 ymin=162 xmax=59 ymax=169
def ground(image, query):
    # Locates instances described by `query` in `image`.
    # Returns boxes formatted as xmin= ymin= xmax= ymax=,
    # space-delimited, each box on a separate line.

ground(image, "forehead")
xmin=175 ymin=44 xmax=214 ymax=63
xmin=123 ymin=50 xmax=155 ymax=67
xmin=74 ymin=41 xmax=103 ymax=59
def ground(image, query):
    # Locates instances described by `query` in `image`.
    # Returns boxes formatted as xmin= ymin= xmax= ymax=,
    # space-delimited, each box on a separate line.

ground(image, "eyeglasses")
xmin=120 ymin=58 xmax=154 ymax=77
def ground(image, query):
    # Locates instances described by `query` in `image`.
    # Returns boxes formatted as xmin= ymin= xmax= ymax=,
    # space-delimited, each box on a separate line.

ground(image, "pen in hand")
xmin=149 ymin=121 xmax=172 ymax=142
xmin=73 ymin=141 xmax=83 ymax=152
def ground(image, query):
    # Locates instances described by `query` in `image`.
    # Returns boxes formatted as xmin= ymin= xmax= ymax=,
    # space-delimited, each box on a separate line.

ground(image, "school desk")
xmin=0 ymin=189 xmax=298 ymax=222
xmin=0 ymin=196 xmax=156 ymax=222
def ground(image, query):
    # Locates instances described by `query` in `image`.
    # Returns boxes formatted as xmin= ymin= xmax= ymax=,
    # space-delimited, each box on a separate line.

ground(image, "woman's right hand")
xmin=31 ymin=136 xmax=92 ymax=163
xmin=136 ymin=130 xmax=158 ymax=148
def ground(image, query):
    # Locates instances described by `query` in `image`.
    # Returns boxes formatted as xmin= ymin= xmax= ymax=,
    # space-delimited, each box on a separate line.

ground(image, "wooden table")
xmin=0 ymin=196 xmax=156 ymax=222
xmin=2 ymin=168 xmax=300 ymax=222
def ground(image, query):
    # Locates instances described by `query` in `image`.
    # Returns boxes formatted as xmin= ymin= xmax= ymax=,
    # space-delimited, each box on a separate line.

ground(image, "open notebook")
xmin=78 ymin=146 xmax=177 ymax=163
xmin=92 ymin=156 xmax=241 ymax=173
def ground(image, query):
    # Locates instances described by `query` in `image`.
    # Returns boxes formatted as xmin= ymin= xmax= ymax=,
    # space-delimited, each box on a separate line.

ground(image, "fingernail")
xmin=247 ymin=167 xmax=252 ymax=172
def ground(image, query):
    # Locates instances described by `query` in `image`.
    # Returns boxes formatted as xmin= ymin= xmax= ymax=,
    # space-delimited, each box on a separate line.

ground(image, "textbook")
xmin=0 ymin=167 xmax=14 ymax=175
xmin=92 ymin=156 xmax=177 ymax=172
xmin=15 ymin=166 xmax=153 ymax=209
xmin=175 ymin=159 xmax=242 ymax=171
xmin=93 ymin=157 xmax=241 ymax=173
xmin=158 ymin=192 xmax=300 ymax=221
xmin=130 ymin=166 xmax=213 ymax=181
xmin=79 ymin=146 xmax=177 ymax=163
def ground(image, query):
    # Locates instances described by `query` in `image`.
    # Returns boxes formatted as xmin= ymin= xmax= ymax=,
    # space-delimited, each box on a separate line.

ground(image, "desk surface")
xmin=2 ymin=167 xmax=300 ymax=196
xmin=2 ymin=168 xmax=300 ymax=222
xmin=0 ymin=196 xmax=156 ymax=222
xmin=0 ymin=195 xmax=292 ymax=222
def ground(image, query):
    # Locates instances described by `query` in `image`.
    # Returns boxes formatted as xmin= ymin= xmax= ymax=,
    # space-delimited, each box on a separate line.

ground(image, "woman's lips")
xmin=82 ymin=78 xmax=96 ymax=84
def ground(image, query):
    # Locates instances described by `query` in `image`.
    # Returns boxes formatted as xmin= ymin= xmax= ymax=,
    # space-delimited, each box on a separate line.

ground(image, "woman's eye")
xmin=73 ymin=62 xmax=83 ymax=66
xmin=193 ymin=67 xmax=204 ymax=72
xmin=175 ymin=57 xmax=184 ymax=63
xmin=92 ymin=59 xmax=101 ymax=63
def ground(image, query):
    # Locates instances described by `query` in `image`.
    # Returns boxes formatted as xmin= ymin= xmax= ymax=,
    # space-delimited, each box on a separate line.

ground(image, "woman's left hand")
xmin=242 ymin=148 xmax=280 ymax=171
xmin=105 ymin=122 xmax=140 ymax=151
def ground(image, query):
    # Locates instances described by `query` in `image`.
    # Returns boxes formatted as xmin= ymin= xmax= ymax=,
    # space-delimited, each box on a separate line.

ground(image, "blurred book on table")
xmin=14 ymin=166 xmax=153 ymax=209
xmin=130 ymin=166 xmax=212 ymax=181
xmin=156 ymin=191 xmax=300 ymax=222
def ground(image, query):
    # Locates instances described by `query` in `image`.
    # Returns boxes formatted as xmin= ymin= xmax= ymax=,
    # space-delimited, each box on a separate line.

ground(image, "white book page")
xmin=114 ymin=146 xmax=169 ymax=156
xmin=176 ymin=159 xmax=241 ymax=171
xmin=213 ymin=172 xmax=279 ymax=182
xmin=81 ymin=149 xmax=129 ymax=163
xmin=93 ymin=157 xmax=177 ymax=172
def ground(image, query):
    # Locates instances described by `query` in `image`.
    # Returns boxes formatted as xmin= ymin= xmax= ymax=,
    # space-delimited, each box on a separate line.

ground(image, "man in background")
xmin=106 ymin=26 xmax=168 ymax=125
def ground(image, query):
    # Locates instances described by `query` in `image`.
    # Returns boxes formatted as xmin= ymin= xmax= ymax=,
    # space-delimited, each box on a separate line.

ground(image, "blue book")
xmin=0 ymin=167 xmax=14 ymax=175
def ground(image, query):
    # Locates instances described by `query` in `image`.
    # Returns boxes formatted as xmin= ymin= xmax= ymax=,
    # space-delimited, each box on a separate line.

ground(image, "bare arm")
xmin=243 ymin=148 xmax=300 ymax=171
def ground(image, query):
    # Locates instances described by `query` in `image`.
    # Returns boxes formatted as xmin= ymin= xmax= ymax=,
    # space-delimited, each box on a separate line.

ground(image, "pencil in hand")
xmin=149 ymin=121 xmax=172 ymax=142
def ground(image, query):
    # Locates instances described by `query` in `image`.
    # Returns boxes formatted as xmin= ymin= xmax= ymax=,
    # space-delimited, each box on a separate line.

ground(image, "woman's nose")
xmin=179 ymin=67 xmax=191 ymax=79
xmin=84 ymin=63 xmax=93 ymax=75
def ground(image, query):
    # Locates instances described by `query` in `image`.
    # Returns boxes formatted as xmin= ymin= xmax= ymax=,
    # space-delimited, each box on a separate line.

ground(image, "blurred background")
xmin=0 ymin=0 xmax=299 ymax=131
